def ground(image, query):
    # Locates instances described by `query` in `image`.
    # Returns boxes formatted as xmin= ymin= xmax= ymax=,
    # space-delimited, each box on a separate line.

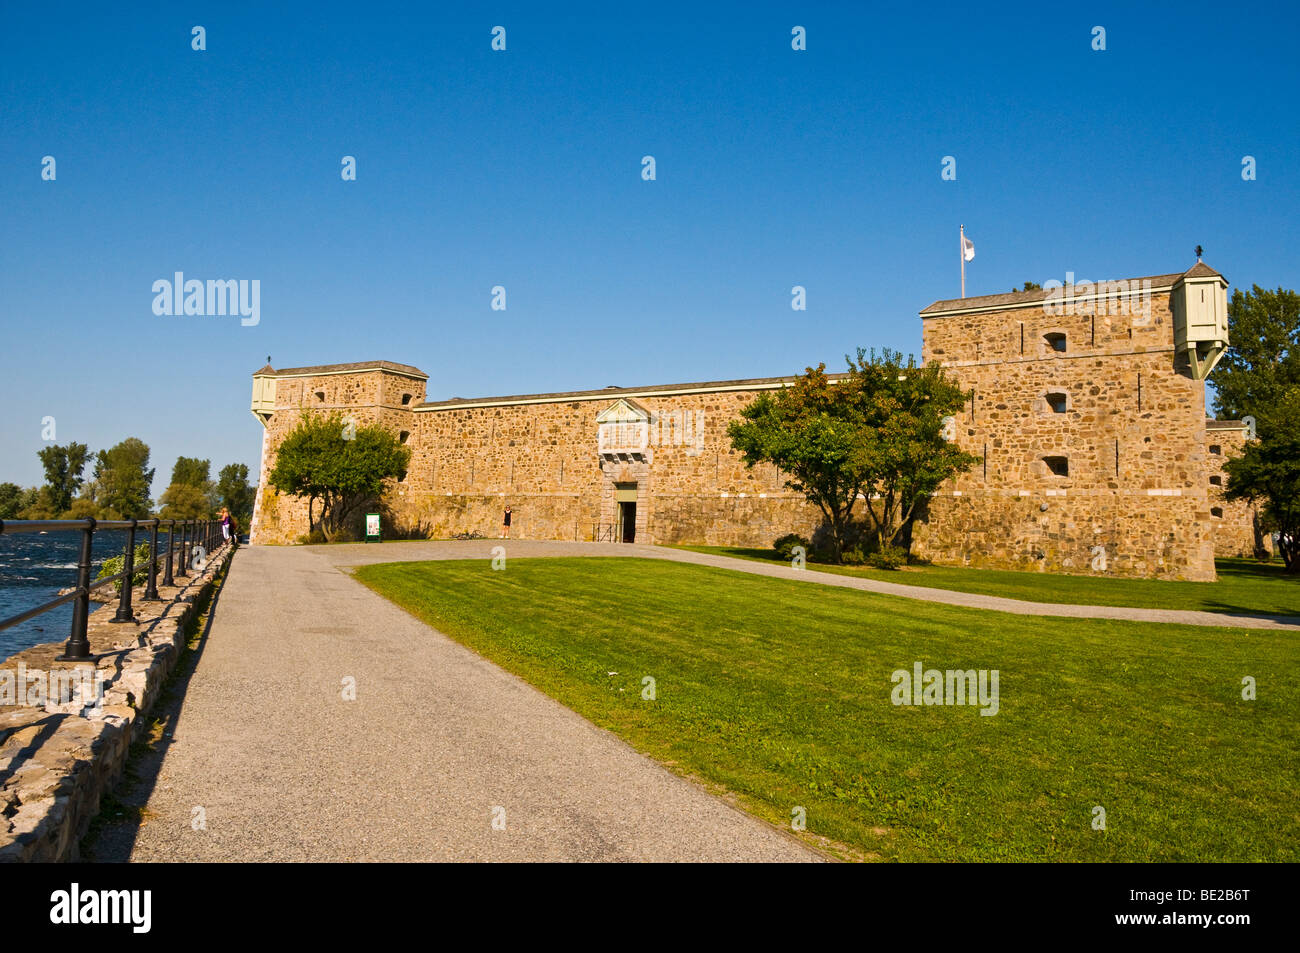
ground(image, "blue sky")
xmin=2 ymin=1 xmax=1298 ymax=495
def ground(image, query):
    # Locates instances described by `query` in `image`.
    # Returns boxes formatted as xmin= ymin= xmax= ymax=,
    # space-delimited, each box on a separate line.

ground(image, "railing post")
xmin=143 ymin=518 xmax=161 ymax=601
xmin=58 ymin=518 xmax=96 ymax=661
xmin=162 ymin=519 xmax=176 ymax=587
xmin=112 ymin=519 xmax=138 ymax=623
xmin=176 ymin=520 xmax=190 ymax=579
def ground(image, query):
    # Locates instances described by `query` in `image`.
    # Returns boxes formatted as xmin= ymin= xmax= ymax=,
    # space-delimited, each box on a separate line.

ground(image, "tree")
xmin=157 ymin=482 xmax=214 ymax=519
xmin=158 ymin=455 xmax=216 ymax=518
xmin=36 ymin=441 xmax=90 ymax=514
xmin=0 ymin=483 xmax=24 ymax=519
xmin=1016 ymin=281 xmax=1043 ymax=292
xmin=15 ymin=486 xmax=51 ymax=519
xmin=268 ymin=413 xmax=410 ymax=540
xmin=728 ymin=348 xmax=978 ymax=561
xmin=89 ymin=438 xmax=154 ymax=519
xmin=171 ymin=456 xmax=211 ymax=487
xmin=1209 ymin=285 xmax=1300 ymax=420
xmin=1208 ymin=284 xmax=1300 ymax=563
xmin=216 ymin=463 xmax=256 ymax=526
xmin=1224 ymin=390 xmax=1300 ymax=573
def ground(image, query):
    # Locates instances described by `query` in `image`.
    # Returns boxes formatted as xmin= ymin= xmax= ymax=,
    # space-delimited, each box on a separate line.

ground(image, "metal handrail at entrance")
xmin=0 ymin=518 xmax=224 ymax=663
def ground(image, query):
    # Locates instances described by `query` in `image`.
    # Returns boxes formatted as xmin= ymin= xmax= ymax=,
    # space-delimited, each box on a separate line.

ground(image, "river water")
xmin=0 ymin=529 xmax=177 ymax=660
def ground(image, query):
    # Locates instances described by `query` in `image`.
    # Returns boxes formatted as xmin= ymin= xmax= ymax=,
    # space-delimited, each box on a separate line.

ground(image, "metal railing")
xmin=0 ymin=518 xmax=227 ymax=662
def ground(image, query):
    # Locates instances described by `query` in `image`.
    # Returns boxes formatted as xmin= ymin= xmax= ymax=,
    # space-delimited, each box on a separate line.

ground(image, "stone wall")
xmin=392 ymin=389 xmax=816 ymax=544
xmin=249 ymin=269 xmax=1254 ymax=579
xmin=912 ymin=287 xmax=1218 ymax=580
xmin=1208 ymin=424 xmax=1260 ymax=558
xmin=251 ymin=365 xmax=424 ymax=544
xmin=0 ymin=542 xmax=235 ymax=863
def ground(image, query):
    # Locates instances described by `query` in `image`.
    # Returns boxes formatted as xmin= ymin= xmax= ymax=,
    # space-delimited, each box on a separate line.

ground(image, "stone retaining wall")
xmin=0 ymin=542 xmax=235 ymax=863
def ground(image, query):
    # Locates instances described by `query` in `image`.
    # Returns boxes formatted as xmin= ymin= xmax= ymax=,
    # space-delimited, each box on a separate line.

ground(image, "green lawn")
xmin=675 ymin=546 xmax=1300 ymax=618
xmin=354 ymin=556 xmax=1299 ymax=862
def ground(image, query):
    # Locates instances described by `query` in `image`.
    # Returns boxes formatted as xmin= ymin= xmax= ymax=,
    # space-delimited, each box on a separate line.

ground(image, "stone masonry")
xmin=248 ymin=263 xmax=1250 ymax=580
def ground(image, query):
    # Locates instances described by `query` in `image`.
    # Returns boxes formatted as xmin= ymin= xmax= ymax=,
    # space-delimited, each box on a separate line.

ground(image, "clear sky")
xmin=2 ymin=1 xmax=1298 ymax=496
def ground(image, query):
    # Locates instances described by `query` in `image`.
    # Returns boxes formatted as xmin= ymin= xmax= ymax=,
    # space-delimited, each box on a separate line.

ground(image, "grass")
xmin=354 ymin=556 xmax=1299 ymax=862
xmin=675 ymin=546 xmax=1300 ymax=618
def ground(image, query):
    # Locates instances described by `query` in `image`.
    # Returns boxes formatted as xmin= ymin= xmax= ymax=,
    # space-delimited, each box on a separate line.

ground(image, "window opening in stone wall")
xmin=1043 ymin=456 xmax=1069 ymax=477
xmin=1211 ymin=507 xmax=1223 ymax=518
xmin=1115 ymin=439 xmax=1120 ymax=477
xmin=1020 ymin=323 xmax=1024 ymax=355
xmin=315 ymin=391 xmax=325 ymax=402
xmin=1045 ymin=332 xmax=1066 ymax=353
xmin=1209 ymin=444 xmax=1221 ymax=455
xmin=401 ymin=393 xmax=413 ymax=405
xmin=1210 ymin=475 xmax=1222 ymax=486
xmin=1137 ymin=374 xmax=1142 ymax=411
xmin=399 ymin=430 xmax=410 ymax=443
xmin=1046 ymin=392 xmax=1068 ymax=414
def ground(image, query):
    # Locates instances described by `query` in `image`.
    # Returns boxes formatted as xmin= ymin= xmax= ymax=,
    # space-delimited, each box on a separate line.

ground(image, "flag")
xmin=962 ymin=234 xmax=975 ymax=262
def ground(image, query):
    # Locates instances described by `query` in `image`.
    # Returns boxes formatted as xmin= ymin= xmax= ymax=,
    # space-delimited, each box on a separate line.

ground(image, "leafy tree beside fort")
xmin=1210 ymin=284 xmax=1300 ymax=569
xmin=1209 ymin=285 xmax=1300 ymax=421
xmin=1224 ymin=393 xmax=1300 ymax=572
xmin=268 ymin=413 xmax=410 ymax=541
xmin=728 ymin=348 xmax=978 ymax=562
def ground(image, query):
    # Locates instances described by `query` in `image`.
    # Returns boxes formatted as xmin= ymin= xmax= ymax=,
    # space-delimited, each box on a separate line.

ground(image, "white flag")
xmin=962 ymin=234 xmax=975 ymax=262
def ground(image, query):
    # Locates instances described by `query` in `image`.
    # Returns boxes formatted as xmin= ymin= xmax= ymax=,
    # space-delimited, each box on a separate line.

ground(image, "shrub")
xmin=867 ymin=545 xmax=909 ymax=570
xmin=773 ymin=533 xmax=810 ymax=560
xmin=96 ymin=542 xmax=151 ymax=594
xmin=298 ymin=527 xmax=327 ymax=545
xmin=841 ymin=546 xmax=866 ymax=565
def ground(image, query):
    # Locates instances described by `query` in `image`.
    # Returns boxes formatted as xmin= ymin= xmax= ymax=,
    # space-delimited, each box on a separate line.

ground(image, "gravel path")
xmin=104 ymin=544 xmax=821 ymax=862
xmin=96 ymin=538 xmax=1295 ymax=863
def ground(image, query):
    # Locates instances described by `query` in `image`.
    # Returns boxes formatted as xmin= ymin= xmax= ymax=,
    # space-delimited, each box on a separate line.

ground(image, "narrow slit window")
xmin=1043 ymin=456 xmax=1069 ymax=477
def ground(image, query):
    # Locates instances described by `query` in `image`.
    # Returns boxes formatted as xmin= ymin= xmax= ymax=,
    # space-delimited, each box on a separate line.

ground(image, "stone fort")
xmin=249 ymin=261 xmax=1256 ymax=581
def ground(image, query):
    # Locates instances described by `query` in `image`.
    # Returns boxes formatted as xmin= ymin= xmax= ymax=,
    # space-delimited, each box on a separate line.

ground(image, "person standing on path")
xmin=220 ymin=507 xmax=233 ymax=543
xmin=502 ymin=506 xmax=512 ymax=539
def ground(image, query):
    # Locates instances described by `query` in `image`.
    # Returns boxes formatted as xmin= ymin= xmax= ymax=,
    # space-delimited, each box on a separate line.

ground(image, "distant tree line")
xmin=0 ymin=438 xmax=255 ymax=527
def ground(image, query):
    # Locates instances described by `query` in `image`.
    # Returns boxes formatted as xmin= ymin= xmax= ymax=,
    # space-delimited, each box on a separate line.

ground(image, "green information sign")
xmin=365 ymin=513 xmax=381 ymax=543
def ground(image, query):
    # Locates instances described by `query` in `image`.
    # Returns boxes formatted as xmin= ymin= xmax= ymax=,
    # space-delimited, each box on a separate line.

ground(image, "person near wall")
xmin=502 ymin=506 xmax=512 ymax=540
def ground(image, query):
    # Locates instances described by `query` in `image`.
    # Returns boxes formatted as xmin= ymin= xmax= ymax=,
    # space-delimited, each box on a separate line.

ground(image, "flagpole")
xmin=960 ymin=224 xmax=966 ymax=298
